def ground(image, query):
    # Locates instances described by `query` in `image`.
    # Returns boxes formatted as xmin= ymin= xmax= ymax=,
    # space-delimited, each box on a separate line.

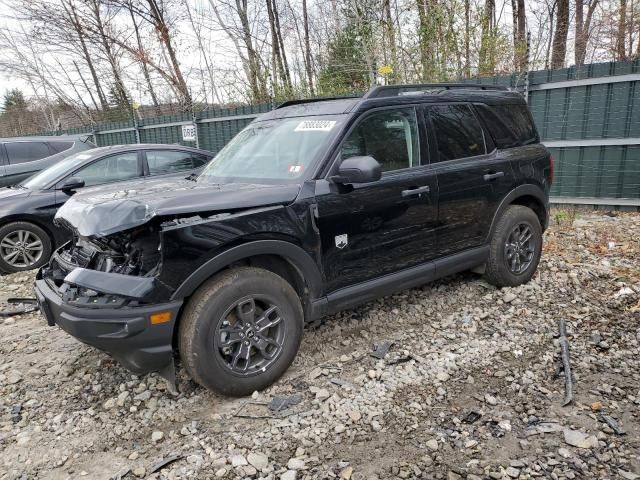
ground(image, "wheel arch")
xmin=487 ymin=184 xmax=549 ymax=242
xmin=170 ymin=240 xmax=324 ymax=305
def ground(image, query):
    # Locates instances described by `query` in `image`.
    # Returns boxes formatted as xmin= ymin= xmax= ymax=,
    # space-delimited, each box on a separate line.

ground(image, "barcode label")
xmin=294 ymin=120 xmax=336 ymax=132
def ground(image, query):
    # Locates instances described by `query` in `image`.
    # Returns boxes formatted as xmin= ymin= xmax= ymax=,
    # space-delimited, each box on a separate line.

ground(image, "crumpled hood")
xmin=55 ymin=178 xmax=301 ymax=237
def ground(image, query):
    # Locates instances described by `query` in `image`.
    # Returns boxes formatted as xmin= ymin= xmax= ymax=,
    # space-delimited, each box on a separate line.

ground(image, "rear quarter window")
xmin=49 ymin=141 xmax=74 ymax=154
xmin=476 ymin=103 xmax=538 ymax=147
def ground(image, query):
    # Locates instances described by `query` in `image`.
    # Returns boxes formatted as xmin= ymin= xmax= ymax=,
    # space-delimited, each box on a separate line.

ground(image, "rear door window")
xmin=74 ymin=152 xmax=140 ymax=187
xmin=5 ymin=142 xmax=51 ymax=164
xmin=428 ymin=104 xmax=486 ymax=162
xmin=146 ymin=150 xmax=195 ymax=176
xmin=479 ymin=104 xmax=538 ymax=145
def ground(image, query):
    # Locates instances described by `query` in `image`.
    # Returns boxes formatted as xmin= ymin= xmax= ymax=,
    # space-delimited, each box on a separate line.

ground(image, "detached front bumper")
xmin=34 ymin=272 xmax=183 ymax=375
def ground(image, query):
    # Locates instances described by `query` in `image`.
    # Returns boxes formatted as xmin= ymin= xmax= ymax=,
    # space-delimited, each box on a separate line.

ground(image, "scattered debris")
xmin=269 ymin=394 xmax=303 ymax=412
xmin=0 ymin=298 xmax=39 ymax=317
xmin=601 ymin=415 xmax=626 ymax=435
xmin=462 ymin=411 xmax=482 ymax=424
xmin=149 ymin=454 xmax=183 ymax=474
xmin=557 ymin=319 xmax=574 ymax=406
xmin=370 ymin=340 xmax=394 ymax=359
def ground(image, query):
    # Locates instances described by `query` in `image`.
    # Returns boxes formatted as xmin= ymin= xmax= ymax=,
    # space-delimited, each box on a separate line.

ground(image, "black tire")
xmin=0 ymin=221 xmax=52 ymax=274
xmin=483 ymin=205 xmax=543 ymax=287
xmin=178 ymin=266 xmax=304 ymax=396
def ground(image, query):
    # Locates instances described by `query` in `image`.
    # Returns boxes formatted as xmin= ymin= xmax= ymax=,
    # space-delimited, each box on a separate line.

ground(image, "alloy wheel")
xmin=0 ymin=230 xmax=44 ymax=268
xmin=214 ymin=296 xmax=286 ymax=376
xmin=504 ymin=222 xmax=535 ymax=274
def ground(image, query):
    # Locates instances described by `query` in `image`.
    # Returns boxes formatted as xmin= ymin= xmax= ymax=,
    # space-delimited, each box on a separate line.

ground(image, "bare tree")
xmin=575 ymin=0 xmax=599 ymax=65
xmin=551 ymin=0 xmax=569 ymax=68
xmin=512 ymin=0 xmax=527 ymax=71
xmin=615 ymin=0 xmax=628 ymax=59
xmin=479 ymin=0 xmax=497 ymax=74
xmin=209 ymin=0 xmax=268 ymax=101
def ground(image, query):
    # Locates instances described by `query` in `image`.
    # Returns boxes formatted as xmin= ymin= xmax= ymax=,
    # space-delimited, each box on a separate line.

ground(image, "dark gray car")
xmin=0 ymin=135 xmax=95 ymax=186
xmin=0 ymin=144 xmax=214 ymax=273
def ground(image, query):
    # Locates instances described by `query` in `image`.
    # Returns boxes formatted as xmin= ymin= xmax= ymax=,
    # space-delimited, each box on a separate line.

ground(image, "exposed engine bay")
xmin=50 ymin=226 xmax=161 ymax=281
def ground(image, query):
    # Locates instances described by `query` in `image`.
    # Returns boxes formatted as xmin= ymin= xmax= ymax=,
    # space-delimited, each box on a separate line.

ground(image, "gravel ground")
xmin=1 ymin=210 xmax=639 ymax=480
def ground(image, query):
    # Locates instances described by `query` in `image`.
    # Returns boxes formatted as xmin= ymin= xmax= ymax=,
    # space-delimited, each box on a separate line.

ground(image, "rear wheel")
xmin=178 ymin=267 xmax=303 ymax=396
xmin=484 ymin=205 xmax=542 ymax=287
xmin=0 ymin=222 xmax=52 ymax=273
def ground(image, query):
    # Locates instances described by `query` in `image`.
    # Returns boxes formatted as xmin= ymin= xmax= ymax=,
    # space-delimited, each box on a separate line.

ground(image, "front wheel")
xmin=178 ymin=267 xmax=303 ymax=396
xmin=484 ymin=205 xmax=543 ymax=287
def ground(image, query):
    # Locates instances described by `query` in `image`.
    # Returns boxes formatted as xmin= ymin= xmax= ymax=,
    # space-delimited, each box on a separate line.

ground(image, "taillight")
xmin=549 ymin=155 xmax=554 ymax=184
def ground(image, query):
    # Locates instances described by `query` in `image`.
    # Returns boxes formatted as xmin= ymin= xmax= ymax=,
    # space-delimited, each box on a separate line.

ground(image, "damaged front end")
xmin=35 ymin=204 xmax=182 ymax=379
xmin=45 ymin=224 xmax=171 ymax=307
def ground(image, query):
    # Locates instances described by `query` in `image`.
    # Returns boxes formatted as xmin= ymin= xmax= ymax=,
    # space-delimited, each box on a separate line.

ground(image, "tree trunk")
xmin=146 ymin=0 xmax=192 ymax=107
xmin=236 ymin=0 xmax=267 ymax=101
xmin=272 ymin=0 xmax=292 ymax=90
xmin=129 ymin=4 xmax=160 ymax=110
xmin=464 ymin=0 xmax=470 ymax=78
xmin=88 ymin=0 xmax=130 ymax=108
xmin=551 ymin=0 xmax=569 ymax=68
xmin=382 ymin=0 xmax=398 ymax=82
xmin=616 ymin=0 xmax=627 ymax=60
xmin=417 ymin=0 xmax=436 ymax=80
xmin=479 ymin=0 xmax=496 ymax=75
xmin=511 ymin=0 xmax=526 ymax=71
xmin=574 ymin=0 xmax=599 ymax=65
xmin=62 ymin=0 xmax=109 ymax=111
xmin=302 ymin=0 xmax=314 ymax=94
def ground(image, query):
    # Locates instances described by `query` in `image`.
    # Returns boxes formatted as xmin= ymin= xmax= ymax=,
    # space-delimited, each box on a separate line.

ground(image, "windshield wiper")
xmin=185 ymin=173 xmax=199 ymax=181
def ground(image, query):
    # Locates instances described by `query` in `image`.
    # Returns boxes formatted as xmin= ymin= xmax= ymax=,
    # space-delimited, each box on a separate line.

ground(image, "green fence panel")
xmin=8 ymin=59 xmax=640 ymax=202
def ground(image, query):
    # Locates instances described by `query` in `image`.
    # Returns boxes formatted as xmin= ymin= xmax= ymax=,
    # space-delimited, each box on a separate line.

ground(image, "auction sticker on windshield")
xmin=294 ymin=120 xmax=336 ymax=132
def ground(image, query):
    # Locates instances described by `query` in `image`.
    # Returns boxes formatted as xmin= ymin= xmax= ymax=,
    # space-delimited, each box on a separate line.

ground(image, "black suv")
xmin=35 ymin=84 xmax=552 ymax=396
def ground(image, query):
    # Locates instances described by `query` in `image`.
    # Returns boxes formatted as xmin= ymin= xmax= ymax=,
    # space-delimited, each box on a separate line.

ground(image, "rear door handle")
xmin=401 ymin=185 xmax=431 ymax=197
xmin=483 ymin=171 xmax=505 ymax=181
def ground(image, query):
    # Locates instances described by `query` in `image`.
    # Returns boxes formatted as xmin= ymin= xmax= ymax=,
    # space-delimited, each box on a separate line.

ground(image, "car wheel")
xmin=178 ymin=266 xmax=304 ymax=396
xmin=0 ymin=222 xmax=52 ymax=274
xmin=484 ymin=205 xmax=543 ymax=287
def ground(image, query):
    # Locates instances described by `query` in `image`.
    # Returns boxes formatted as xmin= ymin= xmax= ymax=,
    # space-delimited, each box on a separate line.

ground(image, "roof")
xmin=256 ymin=84 xmax=526 ymax=121
xmin=81 ymin=144 xmax=214 ymax=156
xmin=0 ymin=134 xmax=92 ymax=142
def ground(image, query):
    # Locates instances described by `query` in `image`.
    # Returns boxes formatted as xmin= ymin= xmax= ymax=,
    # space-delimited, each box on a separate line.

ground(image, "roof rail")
xmin=362 ymin=83 xmax=509 ymax=99
xmin=276 ymin=96 xmax=359 ymax=109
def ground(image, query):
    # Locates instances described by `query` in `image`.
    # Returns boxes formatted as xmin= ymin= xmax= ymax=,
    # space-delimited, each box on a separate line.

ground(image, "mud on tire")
xmin=178 ymin=266 xmax=304 ymax=396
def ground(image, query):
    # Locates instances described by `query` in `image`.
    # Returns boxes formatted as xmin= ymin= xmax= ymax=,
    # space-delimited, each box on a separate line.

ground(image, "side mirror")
xmin=60 ymin=176 xmax=85 ymax=192
xmin=332 ymin=156 xmax=382 ymax=184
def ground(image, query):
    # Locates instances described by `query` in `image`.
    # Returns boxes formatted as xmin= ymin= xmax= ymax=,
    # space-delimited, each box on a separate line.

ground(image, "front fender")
xmin=170 ymin=239 xmax=324 ymax=301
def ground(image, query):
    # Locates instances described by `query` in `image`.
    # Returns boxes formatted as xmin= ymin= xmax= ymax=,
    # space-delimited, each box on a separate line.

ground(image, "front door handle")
xmin=401 ymin=185 xmax=431 ymax=197
xmin=483 ymin=171 xmax=505 ymax=181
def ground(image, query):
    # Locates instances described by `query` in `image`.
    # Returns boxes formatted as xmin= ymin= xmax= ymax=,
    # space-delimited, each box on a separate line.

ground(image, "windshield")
xmin=21 ymin=152 xmax=95 ymax=190
xmin=197 ymin=115 xmax=345 ymax=184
